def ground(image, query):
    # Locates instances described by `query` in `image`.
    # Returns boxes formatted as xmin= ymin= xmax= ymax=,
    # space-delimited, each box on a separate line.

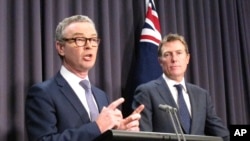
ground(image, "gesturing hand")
xmin=96 ymin=98 xmax=124 ymax=133
xmin=118 ymin=104 xmax=145 ymax=131
xmin=95 ymin=98 xmax=144 ymax=133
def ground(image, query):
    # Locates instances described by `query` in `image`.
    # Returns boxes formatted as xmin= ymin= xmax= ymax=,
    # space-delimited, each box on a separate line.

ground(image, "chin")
xmin=87 ymin=63 xmax=95 ymax=69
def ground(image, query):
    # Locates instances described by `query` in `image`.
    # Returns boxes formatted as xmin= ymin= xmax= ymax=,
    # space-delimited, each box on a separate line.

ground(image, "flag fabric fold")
xmin=134 ymin=0 xmax=162 ymax=87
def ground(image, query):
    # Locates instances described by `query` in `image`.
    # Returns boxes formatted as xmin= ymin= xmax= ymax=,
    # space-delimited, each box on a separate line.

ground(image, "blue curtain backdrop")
xmin=0 ymin=0 xmax=249 ymax=141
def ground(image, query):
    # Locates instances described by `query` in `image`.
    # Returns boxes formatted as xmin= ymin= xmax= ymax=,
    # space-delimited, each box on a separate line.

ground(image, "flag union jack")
xmin=134 ymin=0 xmax=162 ymax=86
xmin=140 ymin=0 xmax=161 ymax=46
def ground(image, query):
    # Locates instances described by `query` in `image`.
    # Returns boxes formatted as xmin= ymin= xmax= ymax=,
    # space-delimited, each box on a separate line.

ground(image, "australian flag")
xmin=134 ymin=0 xmax=162 ymax=87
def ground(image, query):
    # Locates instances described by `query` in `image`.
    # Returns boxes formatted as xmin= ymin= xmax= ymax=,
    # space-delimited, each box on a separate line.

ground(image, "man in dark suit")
xmin=25 ymin=15 xmax=144 ymax=141
xmin=132 ymin=33 xmax=229 ymax=141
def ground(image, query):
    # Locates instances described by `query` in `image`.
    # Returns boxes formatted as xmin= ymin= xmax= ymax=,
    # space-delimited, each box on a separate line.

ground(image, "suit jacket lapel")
xmin=156 ymin=77 xmax=178 ymax=108
xmin=91 ymin=86 xmax=109 ymax=112
xmin=55 ymin=72 xmax=90 ymax=123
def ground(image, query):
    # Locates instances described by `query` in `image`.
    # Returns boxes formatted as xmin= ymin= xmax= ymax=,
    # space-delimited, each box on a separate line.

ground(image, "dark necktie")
xmin=80 ymin=80 xmax=99 ymax=121
xmin=174 ymin=84 xmax=192 ymax=134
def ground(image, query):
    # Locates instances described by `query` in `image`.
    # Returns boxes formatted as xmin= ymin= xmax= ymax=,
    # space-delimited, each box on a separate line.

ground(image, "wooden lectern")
xmin=94 ymin=130 xmax=223 ymax=141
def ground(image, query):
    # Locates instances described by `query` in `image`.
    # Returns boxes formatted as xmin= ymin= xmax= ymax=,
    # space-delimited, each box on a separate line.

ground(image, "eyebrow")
xmin=164 ymin=49 xmax=184 ymax=53
xmin=72 ymin=33 xmax=98 ymax=37
xmin=72 ymin=33 xmax=84 ymax=36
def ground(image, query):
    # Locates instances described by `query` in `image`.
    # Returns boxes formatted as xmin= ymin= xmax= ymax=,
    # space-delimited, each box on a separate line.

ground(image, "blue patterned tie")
xmin=174 ymin=84 xmax=191 ymax=133
xmin=80 ymin=80 xmax=99 ymax=121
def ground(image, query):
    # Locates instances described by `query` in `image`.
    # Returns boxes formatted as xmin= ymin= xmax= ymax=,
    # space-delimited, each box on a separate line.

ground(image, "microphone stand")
xmin=172 ymin=108 xmax=186 ymax=141
xmin=159 ymin=104 xmax=180 ymax=141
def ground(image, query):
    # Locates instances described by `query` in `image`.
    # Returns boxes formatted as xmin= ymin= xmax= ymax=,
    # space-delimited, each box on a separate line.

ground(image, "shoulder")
xmin=29 ymin=75 xmax=59 ymax=92
xmin=186 ymin=83 xmax=205 ymax=90
xmin=91 ymin=85 xmax=107 ymax=95
xmin=186 ymin=82 xmax=209 ymax=96
xmin=136 ymin=76 xmax=164 ymax=90
xmin=27 ymin=72 xmax=65 ymax=98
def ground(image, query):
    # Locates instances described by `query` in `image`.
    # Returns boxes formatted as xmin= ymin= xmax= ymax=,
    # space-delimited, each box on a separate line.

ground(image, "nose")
xmin=85 ymin=39 xmax=91 ymax=45
xmin=84 ymin=40 xmax=92 ymax=49
xmin=171 ymin=53 xmax=178 ymax=62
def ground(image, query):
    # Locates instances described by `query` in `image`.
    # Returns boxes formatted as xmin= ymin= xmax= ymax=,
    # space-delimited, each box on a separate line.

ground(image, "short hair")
xmin=55 ymin=15 xmax=96 ymax=41
xmin=158 ymin=33 xmax=189 ymax=57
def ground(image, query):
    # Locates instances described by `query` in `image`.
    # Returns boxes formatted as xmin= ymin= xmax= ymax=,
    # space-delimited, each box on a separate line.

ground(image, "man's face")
xmin=158 ymin=40 xmax=190 ymax=82
xmin=56 ymin=22 xmax=99 ymax=74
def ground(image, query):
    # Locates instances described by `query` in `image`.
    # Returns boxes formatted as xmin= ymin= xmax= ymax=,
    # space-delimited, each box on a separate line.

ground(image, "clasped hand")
xmin=95 ymin=98 xmax=144 ymax=133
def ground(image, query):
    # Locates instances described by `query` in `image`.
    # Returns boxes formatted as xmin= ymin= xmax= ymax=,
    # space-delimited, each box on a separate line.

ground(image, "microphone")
xmin=159 ymin=104 xmax=180 ymax=141
xmin=159 ymin=104 xmax=177 ymax=111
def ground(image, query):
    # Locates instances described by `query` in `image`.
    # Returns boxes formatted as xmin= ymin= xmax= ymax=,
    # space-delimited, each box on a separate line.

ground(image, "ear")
xmin=186 ymin=53 xmax=190 ymax=64
xmin=158 ymin=57 xmax=163 ymax=67
xmin=56 ymin=41 xmax=65 ymax=56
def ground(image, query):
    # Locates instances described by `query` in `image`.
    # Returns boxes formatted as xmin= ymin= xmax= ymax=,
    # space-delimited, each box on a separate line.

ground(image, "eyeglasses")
xmin=62 ymin=37 xmax=100 ymax=47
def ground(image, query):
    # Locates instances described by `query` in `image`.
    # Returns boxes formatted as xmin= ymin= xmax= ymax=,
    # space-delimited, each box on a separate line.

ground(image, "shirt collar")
xmin=162 ymin=74 xmax=187 ymax=92
xmin=60 ymin=65 xmax=89 ymax=84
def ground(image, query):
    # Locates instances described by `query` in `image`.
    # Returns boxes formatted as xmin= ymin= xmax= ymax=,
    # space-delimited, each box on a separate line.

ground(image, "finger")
xmin=107 ymin=97 xmax=125 ymax=110
xmin=132 ymin=104 xmax=145 ymax=114
xmin=122 ymin=105 xmax=144 ymax=125
xmin=123 ymin=113 xmax=141 ymax=125
xmin=126 ymin=120 xmax=139 ymax=129
xmin=127 ymin=127 xmax=139 ymax=131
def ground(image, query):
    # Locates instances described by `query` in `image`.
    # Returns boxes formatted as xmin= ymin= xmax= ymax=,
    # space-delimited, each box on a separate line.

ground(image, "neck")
xmin=63 ymin=63 xmax=88 ymax=79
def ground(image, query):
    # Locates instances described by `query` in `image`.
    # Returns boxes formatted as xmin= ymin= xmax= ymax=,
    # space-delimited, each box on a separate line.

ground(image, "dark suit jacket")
xmin=132 ymin=76 xmax=229 ymax=141
xmin=25 ymin=72 xmax=109 ymax=141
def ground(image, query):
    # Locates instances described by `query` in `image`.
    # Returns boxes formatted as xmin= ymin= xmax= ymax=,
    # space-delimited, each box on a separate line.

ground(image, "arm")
xmin=132 ymin=85 xmax=154 ymax=131
xmin=204 ymin=91 xmax=230 ymax=141
xmin=25 ymin=85 xmax=101 ymax=141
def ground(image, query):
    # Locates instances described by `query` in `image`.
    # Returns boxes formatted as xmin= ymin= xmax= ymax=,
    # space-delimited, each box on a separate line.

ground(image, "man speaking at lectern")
xmin=132 ymin=33 xmax=229 ymax=141
xmin=25 ymin=15 xmax=144 ymax=141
